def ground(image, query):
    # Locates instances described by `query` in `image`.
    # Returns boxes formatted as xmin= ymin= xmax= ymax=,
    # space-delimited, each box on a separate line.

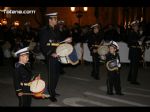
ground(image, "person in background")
xmin=87 ymin=23 xmax=104 ymax=80
xmin=39 ymin=12 xmax=72 ymax=102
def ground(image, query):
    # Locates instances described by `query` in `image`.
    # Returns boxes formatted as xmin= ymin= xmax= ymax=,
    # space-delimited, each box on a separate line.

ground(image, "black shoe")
xmin=116 ymin=93 xmax=124 ymax=95
xmin=49 ymin=97 xmax=57 ymax=102
xmin=94 ymin=77 xmax=100 ymax=80
xmin=107 ymin=92 xmax=114 ymax=95
xmin=60 ymin=70 xmax=65 ymax=75
xmin=127 ymin=78 xmax=131 ymax=82
xmin=55 ymin=93 xmax=60 ymax=97
xmin=130 ymin=82 xmax=140 ymax=85
xmin=91 ymin=72 xmax=94 ymax=77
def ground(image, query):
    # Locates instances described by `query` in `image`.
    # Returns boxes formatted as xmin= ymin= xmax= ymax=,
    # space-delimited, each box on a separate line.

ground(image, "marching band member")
xmin=13 ymin=47 xmax=40 ymax=106
xmin=87 ymin=23 xmax=104 ymax=80
xmin=105 ymin=41 xmax=124 ymax=95
xmin=39 ymin=12 xmax=72 ymax=102
xmin=127 ymin=19 xmax=141 ymax=85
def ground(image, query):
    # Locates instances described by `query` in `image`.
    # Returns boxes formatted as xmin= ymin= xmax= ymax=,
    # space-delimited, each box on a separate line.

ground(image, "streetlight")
xmin=1 ymin=19 xmax=7 ymax=25
xmin=70 ymin=7 xmax=88 ymax=25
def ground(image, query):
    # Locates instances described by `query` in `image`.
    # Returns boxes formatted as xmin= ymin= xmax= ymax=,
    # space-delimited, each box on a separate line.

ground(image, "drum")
xmin=56 ymin=43 xmax=79 ymax=65
xmin=97 ymin=45 xmax=109 ymax=56
xmin=106 ymin=59 xmax=119 ymax=71
xmin=29 ymin=42 xmax=36 ymax=51
xmin=30 ymin=79 xmax=45 ymax=98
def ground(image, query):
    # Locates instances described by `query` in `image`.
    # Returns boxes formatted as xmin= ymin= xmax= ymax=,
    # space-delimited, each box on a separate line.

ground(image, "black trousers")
xmin=106 ymin=72 xmax=122 ymax=94
xmin=18 ymin=86 xmax=32 ymax=107
xmin=0 ymin=46 xmax=4 ymax=65
xmin=128 ymin=60 xmax=139 ymax=82
xmin=91 ymin=54 xmax=100 ymax=78
xmin=47 ymin=57 xmax=60 ymax=97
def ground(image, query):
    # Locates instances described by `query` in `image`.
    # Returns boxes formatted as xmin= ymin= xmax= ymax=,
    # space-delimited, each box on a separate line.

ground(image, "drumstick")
xmin=36 ymin=79 xmax=39 ymax=88
xmin=35 ymin=74 xmax=40 ymax=88
xmin=59 ymin=40 xmax=66 ymax=44
xmin=22 ymin=93 xmax=50 ymax=98
xmin=22 ymin=93 xmax=34 ymax=96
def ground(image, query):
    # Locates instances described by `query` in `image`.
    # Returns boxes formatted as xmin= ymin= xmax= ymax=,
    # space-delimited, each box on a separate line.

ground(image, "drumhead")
xmin=56 ymin=43 xmax=73 ymax=57
xmin=98 ymin=45 xmax=109 ymax=56
xmin=30 ymin=79 xmax=45 ymax=93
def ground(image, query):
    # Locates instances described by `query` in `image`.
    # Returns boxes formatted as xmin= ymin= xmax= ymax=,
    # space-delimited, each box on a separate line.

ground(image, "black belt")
xmin=130 ymin=46 xmax=141 ymax=48
xmin=47 ymin=43 xmax=60 ymax=46
xmin=20 ymin=82 xmax=31 ymax=86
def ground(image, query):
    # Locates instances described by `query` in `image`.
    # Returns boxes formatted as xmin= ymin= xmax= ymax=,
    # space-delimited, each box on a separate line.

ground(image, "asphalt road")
xmin=0 ymin=59 xmax=150 ymax=107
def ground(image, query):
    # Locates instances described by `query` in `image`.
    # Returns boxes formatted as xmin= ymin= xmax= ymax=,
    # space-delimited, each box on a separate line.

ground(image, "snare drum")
xmin=97 ymin=45 xmax=109 ymax=56
xmin=30 ymin=79 xmax=45 ymax=98
xmin=56 ymin=43 xmax=79 ymax=65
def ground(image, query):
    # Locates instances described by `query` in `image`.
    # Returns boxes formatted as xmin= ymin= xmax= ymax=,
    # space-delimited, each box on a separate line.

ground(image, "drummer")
xmin=87 ymin=23 xmax=104 ymax=80
xmin=13 ymin=47 xmax=40 ymax=107
xmin=105 ymin=41 xmax=124 ymax=95
xmin=39 ymin=12 xmax=72 ymax=102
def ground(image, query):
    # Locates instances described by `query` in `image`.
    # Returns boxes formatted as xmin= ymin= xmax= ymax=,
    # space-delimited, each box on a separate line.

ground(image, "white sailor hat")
xmin=91 ymin=24 xmax=99 ymax=28
xmin=109 ymin=41 xmax=119 ymax=50
xmin=14 ymin=47 xmax=29 ymax=57
xmin=58 ymin=20 xmax=64 ymax=24
xmin=45 ymin=12 xmax=58 ymax=18
xmin=131 ymin=20 xmax=139 ymax=26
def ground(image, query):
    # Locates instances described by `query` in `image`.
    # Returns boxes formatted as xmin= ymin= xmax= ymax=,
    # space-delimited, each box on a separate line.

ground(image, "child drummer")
xmin=13 ymin=47 xmax=33 ymax=106
xmin=13 ymin=47 xmax=47 ymax=107
xmin=105 ymin=41 xmax=124 ymax=95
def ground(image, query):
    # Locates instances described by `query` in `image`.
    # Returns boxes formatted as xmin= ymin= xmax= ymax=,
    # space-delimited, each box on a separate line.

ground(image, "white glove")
xmin=118 ymin=63 xmax=121 ymax=68
xmin=138 ymin=41 xmax=142 ymax=45
xmin=116 ymin=59 xmax=119 ymax=63
xmin=116 ymin=59 xmax=121 ymax=67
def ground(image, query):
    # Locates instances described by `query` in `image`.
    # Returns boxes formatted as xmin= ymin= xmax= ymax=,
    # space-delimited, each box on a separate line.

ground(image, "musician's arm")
xmin=39 ymin=30 xmax=55 ymax=57
xmin=14 ymin=69 xmax=23 ymax=95
xmin=117 ymin=53 xmax=121 ymax=68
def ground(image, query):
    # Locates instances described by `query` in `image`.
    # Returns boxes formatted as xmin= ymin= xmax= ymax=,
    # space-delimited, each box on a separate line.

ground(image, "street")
xmin=0 ymin=59 xmax=150 ymax=107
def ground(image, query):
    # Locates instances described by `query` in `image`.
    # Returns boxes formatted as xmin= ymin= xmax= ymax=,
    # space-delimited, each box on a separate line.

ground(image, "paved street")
xmin=0 ymin=59 xmax=150 ymax=107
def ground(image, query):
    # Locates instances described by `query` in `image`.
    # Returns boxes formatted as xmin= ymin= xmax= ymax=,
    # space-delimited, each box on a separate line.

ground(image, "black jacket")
xmin=87 ymin=31 xmax=104 ymax=55
xmin=14 ymin=62 xmax=33 ymax=94
xmin=39 ymin=25 xmax=62 ymax=58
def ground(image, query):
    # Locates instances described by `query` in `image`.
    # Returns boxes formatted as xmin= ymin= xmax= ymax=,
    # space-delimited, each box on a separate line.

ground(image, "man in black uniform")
xmin=39 ymin=12 xmax=72 ymax=102
xmin=13 ymin=47 xmax=39 ymax=106
xmin=127 ymin=20 xmax=141 ymax=85
xmin=57 ymin=20 xmax=71 ymax=74
xmin=105 ymin=41 xmax=123 ymax=95
xmin=87 ymin=24 xmax=104 ymax=80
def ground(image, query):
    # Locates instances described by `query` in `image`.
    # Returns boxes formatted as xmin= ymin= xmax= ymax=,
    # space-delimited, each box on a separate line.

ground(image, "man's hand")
xmin=93 ymin=49 xmax=97 ymax=53
xmin=100 ymin=55 xmax=106 ymax=60
xmin=51 ymin=53 xmax=59 ymax=58
xmin=64 ymin=37 xmax=72 ymax=43
xmin=35 ymin=74 xmax=41 ymax=80
xmin=18 ymin=92 xmax=23 ymax=96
